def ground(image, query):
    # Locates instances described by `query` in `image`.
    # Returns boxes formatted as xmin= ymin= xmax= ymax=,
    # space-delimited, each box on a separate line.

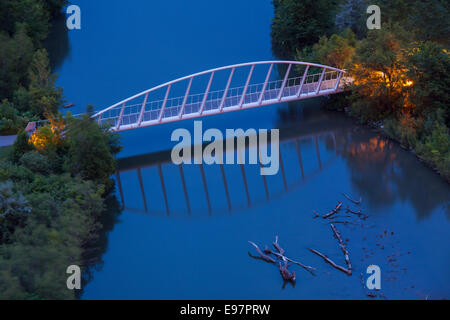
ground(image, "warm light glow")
xmin=29 ymin=116 xmax=65 ymax=150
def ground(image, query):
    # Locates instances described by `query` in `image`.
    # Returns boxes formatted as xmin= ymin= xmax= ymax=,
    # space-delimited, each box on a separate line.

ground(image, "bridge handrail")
xmin=92 ymin=61 xmax=346 ymax=118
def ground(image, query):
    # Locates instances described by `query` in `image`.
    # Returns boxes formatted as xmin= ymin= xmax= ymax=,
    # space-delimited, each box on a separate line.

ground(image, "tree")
xmin=405 ymin=42 xmax=450 ymax=126
xmin=348 ymin=26 xmax=411 ymax=121
xmin=335 ymin=0 xmax=369 ymax=39
xmin=271 ymin=0 xmax=340 ymax=59
xmin=10 ymin=130 xmax=34 ymax=163
xmin=0 ymin=0 xmax=51 ymax=45
xmin=64 ymin=115 xmax=122 ymax=186
xmin=27 ymin=49 xmax=63 ymax=118
xmin=0 ymin=181 xmax=31 ymax=244
xmin=0 ymin=99 xmax=27 ymax=134
xmin=377 ymin=0 xmax=450 ymax=46
xmin=0 ymin=26 xmax=34 ymax=100
xmin=303 ymin=28 xmax=357 ymax=70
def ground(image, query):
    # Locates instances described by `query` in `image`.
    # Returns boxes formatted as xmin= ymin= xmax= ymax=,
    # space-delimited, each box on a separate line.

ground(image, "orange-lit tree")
xmin=28 ymin=113 xmax=65 ymax=152
xmin=348 ymin=26 xmax=414 ymax=122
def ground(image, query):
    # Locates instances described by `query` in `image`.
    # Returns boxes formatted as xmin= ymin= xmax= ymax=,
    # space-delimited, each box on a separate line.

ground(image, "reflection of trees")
xmin=44 ymin=13 xmax=70 ymax=72
xmin=338 ymin=130 xmax=398 ymax=209
xmin=276 ymin=102 xmax=449 ymax=220
xmin=78 ymin=193 xmax=122 ymax=298
xmin=338 ymin=127 xmax=449 ymax=219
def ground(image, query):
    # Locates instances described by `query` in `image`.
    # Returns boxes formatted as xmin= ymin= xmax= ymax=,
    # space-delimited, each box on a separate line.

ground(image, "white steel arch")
xmin=90 ymin=61 xmax=350 ymax=132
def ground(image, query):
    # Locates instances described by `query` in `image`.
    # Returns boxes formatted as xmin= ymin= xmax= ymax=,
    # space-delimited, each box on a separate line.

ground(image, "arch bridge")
xmin=92 ymin=61 xmax=351 ymax=132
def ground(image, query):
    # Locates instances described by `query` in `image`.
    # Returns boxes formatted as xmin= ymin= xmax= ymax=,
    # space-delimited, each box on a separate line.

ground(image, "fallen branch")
xmin=272 ymin=236 xmax=285 ymax=256
xmin=326 ymin=220 xmax=360 ymax=226
xmin=313 ymin=210 xmax=320 ymax=219
xmin=264 ymin=247 xmax=316 ymax=276
xmin=342 ymin=193 xmax=362 ymax=205
xmin=248 ymin=241 xmax=276 ymax=264
xmin=346 ymin=206 xmax=368 ymax=219
xmin=279 ymin=261 xmax=296 ymax=284
xmin=330 ymin=223 xmax=352 ymax=271
xmin=309 ymin=248 xmax=352 ymax=276
xmin=322 ymin=202 xmax=343 ymax=219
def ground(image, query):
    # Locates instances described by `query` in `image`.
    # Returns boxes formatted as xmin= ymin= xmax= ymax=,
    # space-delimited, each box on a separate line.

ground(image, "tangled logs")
xmin=248 ymin=236 xmax=316 ymax=285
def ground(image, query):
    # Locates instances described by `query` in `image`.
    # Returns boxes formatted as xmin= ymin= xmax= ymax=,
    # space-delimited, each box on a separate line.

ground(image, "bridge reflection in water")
xmin=115 ymin=128 xmax=341 ymax=217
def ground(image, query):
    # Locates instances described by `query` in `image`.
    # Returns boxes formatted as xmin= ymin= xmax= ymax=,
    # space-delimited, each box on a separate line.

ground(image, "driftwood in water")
xmin=249 ymin=236 xmax=316 ymax=283
xmin=322 ymin=202 xmax=343 ymax=219
xmin=346 ymin=206 xmax=368 ymax=220
xmin=309 ymin=248 xmax=352 ymax=276
xmin=264 ymin=247 xmax=316 ymax=276
xmin=330 ymin=223 xmax=352 ymax=271
xmin=248 ymin=241 xmax=276 ymax=264
xmin=279 ymin=261 xmax=296 ymax=284
xmin=272 ymin=236 xmax=285 ymax=255
xmin=342 ymin=193 xmax=362 ymax=205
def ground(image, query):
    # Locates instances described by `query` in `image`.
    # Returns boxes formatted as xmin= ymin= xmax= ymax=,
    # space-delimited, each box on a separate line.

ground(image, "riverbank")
xmin=0 ymin=2 xmax=123 ymax=299
xmin=271 ymin=0 xmax=450 ymax=183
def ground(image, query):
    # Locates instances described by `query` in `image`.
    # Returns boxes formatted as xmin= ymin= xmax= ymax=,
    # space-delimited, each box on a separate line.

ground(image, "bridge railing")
xmin=94 ymin=62 xmax=347 ymax=132
xmin=25 ymin=61 xmax=349 ymax=134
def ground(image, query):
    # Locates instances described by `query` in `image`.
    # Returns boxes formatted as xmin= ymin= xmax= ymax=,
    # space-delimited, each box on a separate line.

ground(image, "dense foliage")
xmin=272 ymin=0 xmax=450 ymax=181
xmin=0 ymin=116 xmax=122 ymax=299
xmin=0 ymin=1 xmax=124 ymax=299
xmin=0 ymin=0 xmax=66 ymax=134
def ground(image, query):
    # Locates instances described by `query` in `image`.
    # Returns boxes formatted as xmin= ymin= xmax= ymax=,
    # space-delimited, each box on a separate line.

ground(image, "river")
xmin=50 ymin=0 xmax=449 ymax=300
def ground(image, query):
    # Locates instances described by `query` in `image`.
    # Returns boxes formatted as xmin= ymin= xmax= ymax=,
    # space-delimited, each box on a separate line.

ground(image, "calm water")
xmin=52 ymin=0 xmax=449 ymax=300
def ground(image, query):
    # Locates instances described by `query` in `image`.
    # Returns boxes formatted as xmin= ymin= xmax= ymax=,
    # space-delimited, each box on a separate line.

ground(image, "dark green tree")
xmin=64 ymin=115 xmax=122 ymax=186
xmin=27 ymin=49 xmax=63 ymax=118
xmin=271 ymin=0 xmax=340 ymax=59
xmin=406 ymin=42 xmax=450 ymax=126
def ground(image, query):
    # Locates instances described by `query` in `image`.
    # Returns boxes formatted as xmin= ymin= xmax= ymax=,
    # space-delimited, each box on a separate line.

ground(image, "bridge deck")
xmin=98 ymin=72 xmax=348 ymax=132
xmin=27 ymin=61 xmax=351 ymax=133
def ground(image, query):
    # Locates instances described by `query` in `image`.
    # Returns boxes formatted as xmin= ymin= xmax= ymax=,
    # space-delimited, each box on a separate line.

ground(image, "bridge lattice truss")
xmin=93 ymin=61 xmax=349 ymax=132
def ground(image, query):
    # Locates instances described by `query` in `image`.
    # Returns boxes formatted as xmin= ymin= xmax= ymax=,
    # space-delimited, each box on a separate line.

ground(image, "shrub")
xmin=10 ymin=130 xmax=34 ymax=163
xmin=19 ymin=152 xmax=51 ymax=175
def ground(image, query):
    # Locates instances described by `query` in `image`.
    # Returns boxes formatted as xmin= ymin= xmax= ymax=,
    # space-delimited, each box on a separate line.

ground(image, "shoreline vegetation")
xmin=271 ymin=0 xmax=449 ymax=182
xmin=0 ymin=1 xmax=123 ymax=299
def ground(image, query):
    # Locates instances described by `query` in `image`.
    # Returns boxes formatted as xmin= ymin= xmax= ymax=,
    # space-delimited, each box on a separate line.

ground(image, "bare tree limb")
xmin=248 ymin=241 xmax=276 ymax=264
xmin=309 ymin=248 xmax=352 ymax=276
xmin=342 ymin=193 xmax=362 ymax=205
xmin=279 ymin=261 xmax=296 ymax=284
xmin=323 ymin=202 xmax=343 ymax=219
xmin=272 ymin=235 xmax=285 ymax=255
xmin=345 ymin=206 xmax=368 ymax=219
xmin=330 ymin=223 xmax=352 ymax=271
xmin=264 ymin=248 xmax=316 ymax=276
